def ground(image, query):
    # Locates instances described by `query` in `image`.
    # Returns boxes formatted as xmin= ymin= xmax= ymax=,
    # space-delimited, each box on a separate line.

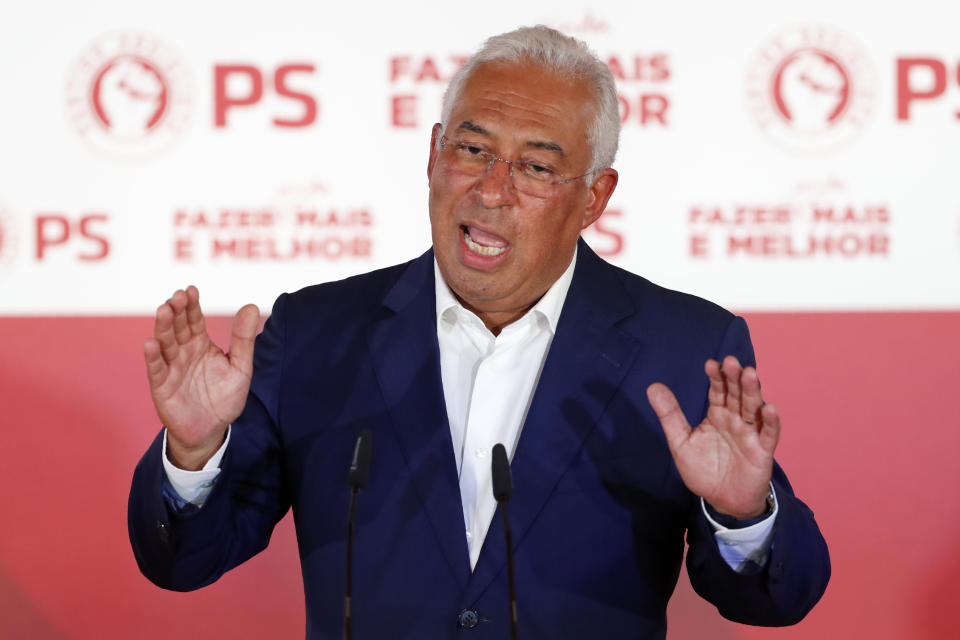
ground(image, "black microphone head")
xmin=491 ymin=443 xmax=513 ymax=503
xmin=347 ymin=429 xmax=373 ymax=490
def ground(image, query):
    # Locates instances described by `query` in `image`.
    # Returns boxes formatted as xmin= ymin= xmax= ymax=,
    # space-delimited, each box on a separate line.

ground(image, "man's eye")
xmin=523 ymin=162 xmax=555 ymax=176
xmin=457 ymin=144 xmax=485 ymax=157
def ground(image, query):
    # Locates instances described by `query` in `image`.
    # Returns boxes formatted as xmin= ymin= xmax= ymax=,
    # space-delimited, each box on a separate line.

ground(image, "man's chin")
xmin=444 ymin=272 xmax=511 ymax=306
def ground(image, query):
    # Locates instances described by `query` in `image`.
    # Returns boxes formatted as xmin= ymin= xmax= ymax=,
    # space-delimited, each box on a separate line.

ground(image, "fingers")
xmin=758 ymin=402 xmax=781 ymax=454
xmin=705 ymin=359 xmax=726 ymax=407
xmin=228 ymin=304 xmax=260 ymax=376
xmin=706 ymin=356 xmax=780 ymax=458
xmin=154 ymin=299 xmax=179 ymax=363
xmin=707 ymin=356 xmax=768 ymax=428
xmin=185 ymin=285 xmax=206 ymax=337
xmin=171 ymin=289 xmax=191 ymax=344
xmin=154 ymin=286 xmax=207 ymax=364
xmin=740 ymin=366 xmax=764 ymax=426
xmin=143 ymin=337 xmax=168 ymax=388
xmin=152 ymin=286 xmax=257 ymax=377
xmin=721 ymin=356 xmax=743 ymax=416
xmin=647 ymin=382 xmax=691 ymax=457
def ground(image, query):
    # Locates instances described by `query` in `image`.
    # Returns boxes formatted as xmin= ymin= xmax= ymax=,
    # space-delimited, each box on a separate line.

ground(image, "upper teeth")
xmin=464 ymin=230 xmax=506 ymax=256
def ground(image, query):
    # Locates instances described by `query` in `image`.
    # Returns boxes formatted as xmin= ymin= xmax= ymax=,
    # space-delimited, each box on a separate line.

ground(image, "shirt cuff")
xmin=161 ymin=426 xmax=231 ymax=508
xmin=702 ymin=484 xmax=778 ymax=572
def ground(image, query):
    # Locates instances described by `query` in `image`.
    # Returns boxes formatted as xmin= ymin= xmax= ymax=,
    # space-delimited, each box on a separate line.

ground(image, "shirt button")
xmin=457 ymin=609 xmax=480 ymax=629
xmin=475 ymin=448 xmax=488 ymax=458
xmin=465 ymin=531 xmax=472 ymax=541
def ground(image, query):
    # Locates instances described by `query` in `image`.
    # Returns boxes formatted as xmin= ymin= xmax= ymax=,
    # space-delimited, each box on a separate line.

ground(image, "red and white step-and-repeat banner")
xmin=1 ymin=1 xmax=957 ymax=638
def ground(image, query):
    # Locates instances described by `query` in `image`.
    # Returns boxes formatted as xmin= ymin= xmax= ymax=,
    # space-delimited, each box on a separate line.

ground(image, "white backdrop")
xmin=1 ymin=0 xmax=958 ymax=315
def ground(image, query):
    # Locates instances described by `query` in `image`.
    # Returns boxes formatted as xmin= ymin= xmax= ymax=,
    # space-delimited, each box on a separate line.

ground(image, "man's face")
xmin=427 ymin=61 xmax=618 ymax=328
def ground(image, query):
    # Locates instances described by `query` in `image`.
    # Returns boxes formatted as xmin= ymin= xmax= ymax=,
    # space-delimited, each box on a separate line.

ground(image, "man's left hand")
xmin=646 ymin=356 xmax=780 ymax=520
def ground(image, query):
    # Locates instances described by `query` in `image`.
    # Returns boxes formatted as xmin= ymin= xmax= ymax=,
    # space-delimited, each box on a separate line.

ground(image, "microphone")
xmin=491 ymin=443 xmax=518 ymax=640
xmin=348 ymin=429 xmax=373 ymax=490
xmin=344 ymin=430 xmax=372 ymax=640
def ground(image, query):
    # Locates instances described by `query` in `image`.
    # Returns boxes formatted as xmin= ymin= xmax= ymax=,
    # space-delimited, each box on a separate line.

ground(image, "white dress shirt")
xmin=434 ymin=255 xmax=574 ymax=569
xmin=164 ymin=249 xmax=776 ymax=573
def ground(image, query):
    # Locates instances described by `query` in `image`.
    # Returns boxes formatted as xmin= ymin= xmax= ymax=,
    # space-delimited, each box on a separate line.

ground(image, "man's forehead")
xmin=462 ymin=61 xmax=583 ymax=100
xmin=447 ymin=63 xmax=592 ymax=152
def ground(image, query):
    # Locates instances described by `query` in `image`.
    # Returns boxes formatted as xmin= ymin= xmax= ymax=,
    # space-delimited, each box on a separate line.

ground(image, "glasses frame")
xmin=437 ymin=135 xmax=596 ymax=192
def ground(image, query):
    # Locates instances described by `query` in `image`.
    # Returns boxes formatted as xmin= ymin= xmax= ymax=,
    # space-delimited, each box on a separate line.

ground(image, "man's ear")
xmin=427 ymin=123 xmax=443 ymax=182
xmin=581 ymin=168 xmax=619 ymax=230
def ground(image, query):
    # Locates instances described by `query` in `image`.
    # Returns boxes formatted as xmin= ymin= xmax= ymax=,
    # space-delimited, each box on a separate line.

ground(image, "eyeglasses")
xmin=438 ymin=135 xmax=595 ymax=198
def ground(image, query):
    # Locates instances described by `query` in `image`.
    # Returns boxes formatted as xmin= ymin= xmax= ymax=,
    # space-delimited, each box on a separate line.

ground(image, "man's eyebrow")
xmin=525 ymin=140 xmax=564 ymax=156
xmin=456 ymin=121 xmax=488 ymax=135
xmin=455 ymin=120 xmax=565 ymax=156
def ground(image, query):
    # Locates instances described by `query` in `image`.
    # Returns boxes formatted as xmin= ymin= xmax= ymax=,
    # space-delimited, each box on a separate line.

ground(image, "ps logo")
xmin=214 ymin=64 xmax=319 ymax=128
xmin=66 ymin=32 xmax=193 ymax=158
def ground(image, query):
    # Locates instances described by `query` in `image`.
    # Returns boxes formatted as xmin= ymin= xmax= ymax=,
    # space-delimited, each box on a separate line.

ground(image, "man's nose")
xmin=476 ymin=157 xmax=516 ymax=206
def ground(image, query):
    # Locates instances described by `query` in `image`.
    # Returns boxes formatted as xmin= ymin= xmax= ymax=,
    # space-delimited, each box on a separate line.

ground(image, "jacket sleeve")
xmin=127 ymin=294 xmax=292 ymax=591
xmin=683 ymin=315 xmax=831 ymax=625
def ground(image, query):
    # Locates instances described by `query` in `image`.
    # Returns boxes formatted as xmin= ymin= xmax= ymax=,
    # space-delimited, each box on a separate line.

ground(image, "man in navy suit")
xmin=130 ymin=25 xmax=829 ymax=639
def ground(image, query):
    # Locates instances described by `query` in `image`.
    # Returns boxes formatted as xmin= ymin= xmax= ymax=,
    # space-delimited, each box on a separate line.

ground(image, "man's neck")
xmin=434 ymin=245 xmax=579 ymax=337
xmin=454 ymin=296 xmax=540 ymax=336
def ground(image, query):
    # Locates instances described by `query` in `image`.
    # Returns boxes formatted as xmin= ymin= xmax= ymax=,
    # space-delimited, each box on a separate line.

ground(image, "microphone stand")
xmin=344 ymin=430 xmax=372 ymax=640
xmin=344 ymin=485 xmax=358 ymax=640
xmin=501 ymin=500 xmax=518 ymax=640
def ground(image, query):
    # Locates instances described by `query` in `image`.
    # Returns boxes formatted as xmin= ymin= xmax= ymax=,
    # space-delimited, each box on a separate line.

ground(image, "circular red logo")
xmin=65 ymin=32 xmax=192 ymax=158
xmin=746 ymin=25 xmax=876 ymax=152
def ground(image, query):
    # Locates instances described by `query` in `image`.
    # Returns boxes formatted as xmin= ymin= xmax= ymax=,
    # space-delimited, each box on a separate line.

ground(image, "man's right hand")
xmin=143 ymin=286 xmax=260 ymax=470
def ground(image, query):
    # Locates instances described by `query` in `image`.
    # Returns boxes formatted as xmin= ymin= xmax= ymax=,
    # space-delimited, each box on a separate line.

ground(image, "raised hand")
xmin=143 ymin=286 xmax=260 ymax=470
xmin=646 ymin=356 xmax=780 ymax=519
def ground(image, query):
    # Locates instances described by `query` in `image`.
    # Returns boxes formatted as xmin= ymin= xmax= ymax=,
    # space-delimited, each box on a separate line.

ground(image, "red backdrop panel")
xmin=0 ymin=312 xmax=957 ymax=639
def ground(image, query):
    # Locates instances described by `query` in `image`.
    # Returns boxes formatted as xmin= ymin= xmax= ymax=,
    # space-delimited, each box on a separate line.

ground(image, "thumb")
xmin=228 ymin=304 xmax=260 ymax=375
xmin=646 ymin=382 xmax=691 ymax=456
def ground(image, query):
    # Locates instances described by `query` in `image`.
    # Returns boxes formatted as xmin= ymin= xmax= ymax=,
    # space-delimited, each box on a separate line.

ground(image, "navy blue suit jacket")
xmin=129 ymin=240 xmax=829 ymax=639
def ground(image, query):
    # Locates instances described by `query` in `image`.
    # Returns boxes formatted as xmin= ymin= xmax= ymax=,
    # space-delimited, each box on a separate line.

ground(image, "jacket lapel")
xmin=464 ymin=240 xmax=643 ymax=605
xmin=364 ymin=249 xmax=472 ymax=589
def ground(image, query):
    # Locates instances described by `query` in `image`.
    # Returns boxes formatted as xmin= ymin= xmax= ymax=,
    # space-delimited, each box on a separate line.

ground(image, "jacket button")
xmin=770 ymin=561 xmax=785 ymax=579
xmin=457 ymin=609 xmax=480 ymax=629
xmin=155 ymin=521 xmax=170 ymax=543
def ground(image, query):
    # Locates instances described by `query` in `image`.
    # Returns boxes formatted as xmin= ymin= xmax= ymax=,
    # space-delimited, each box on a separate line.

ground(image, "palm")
xmin=144 ymin=286 xmax=260 ymax=468
xmin=151 ymin=335 xmax=248 ymax=442
xmin=647 ymin=356 xmax=780 ymax=519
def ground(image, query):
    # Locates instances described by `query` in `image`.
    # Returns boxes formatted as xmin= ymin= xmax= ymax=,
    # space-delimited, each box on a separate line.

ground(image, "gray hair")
xmin=440 ymin=25 xmax=620 ymax=172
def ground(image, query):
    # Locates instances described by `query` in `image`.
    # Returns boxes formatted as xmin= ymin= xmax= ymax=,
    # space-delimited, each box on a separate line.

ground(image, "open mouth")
xmin=462 ymin=225 xmax=508 ymax=257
